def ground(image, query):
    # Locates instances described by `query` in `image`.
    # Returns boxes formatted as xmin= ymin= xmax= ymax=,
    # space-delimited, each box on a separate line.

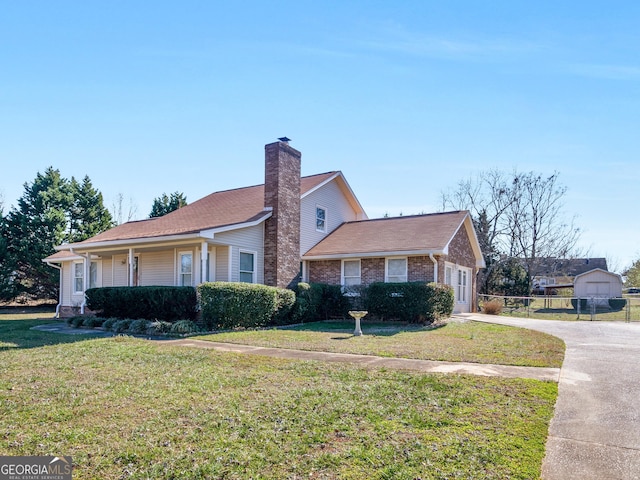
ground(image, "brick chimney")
xmin=263 ymin=140 xmax=301 ymax=289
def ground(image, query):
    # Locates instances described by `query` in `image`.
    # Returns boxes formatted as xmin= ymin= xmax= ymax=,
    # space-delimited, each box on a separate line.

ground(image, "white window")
xmin=73 ymin=263 xmax=84 ymax=294
xmin=385 ymin=257 xmax=408 ymax=283
xmin=239 ymin=251 xmax=255 ymax=283
xmin=445 ymin=265 xmax=453 ymax=286
xmin=342 ymin=259 xmax=361 ymax=287
xmin=179 ymin=252 xmax=193 ymax=286
xmin=316 ymin=206 xmax=327 ymax=233
xmin=458 ymin=269 xmax=468 ymax=303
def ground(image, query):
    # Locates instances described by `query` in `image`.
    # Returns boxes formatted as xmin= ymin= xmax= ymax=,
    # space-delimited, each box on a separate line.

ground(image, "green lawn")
xmin=0 ymin=315 xmax=558 ymax=479
xmin=197 ymin=320 xmax=565 ymax=368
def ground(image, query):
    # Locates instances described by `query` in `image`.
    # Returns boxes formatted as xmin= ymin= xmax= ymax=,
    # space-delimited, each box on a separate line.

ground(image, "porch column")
xmin=128 ymin=248 xmax=135 ymax=286
xmin=200 ymin=241 xmax=208 ymax=284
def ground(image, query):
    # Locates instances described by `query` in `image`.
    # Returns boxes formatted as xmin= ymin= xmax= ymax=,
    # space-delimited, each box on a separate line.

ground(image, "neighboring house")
xmin=44 ymin=140 xmax=485 ymax=316
xmin=574 ymin=268 xmax=623 ymax=305
xmin=532 ymin=257 xmax=608 ymax=293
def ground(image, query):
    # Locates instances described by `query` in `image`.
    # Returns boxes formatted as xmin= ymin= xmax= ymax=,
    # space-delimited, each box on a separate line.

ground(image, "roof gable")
xmin=303 ymin=211 xmax=483 ymax=267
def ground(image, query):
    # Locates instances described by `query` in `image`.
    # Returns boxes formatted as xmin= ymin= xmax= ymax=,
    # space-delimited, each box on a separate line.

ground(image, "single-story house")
xmin=44 ymin=140 xmax=486 ymax=316
xmin=574 ymin=268 xmax=623 ymax=303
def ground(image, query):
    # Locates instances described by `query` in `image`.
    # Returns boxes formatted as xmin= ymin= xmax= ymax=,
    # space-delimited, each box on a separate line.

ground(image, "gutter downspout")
xmin=46 ymin=261 xmax=62 ymax=318
xmin=429 ymin=254 xmax=438 ymax=284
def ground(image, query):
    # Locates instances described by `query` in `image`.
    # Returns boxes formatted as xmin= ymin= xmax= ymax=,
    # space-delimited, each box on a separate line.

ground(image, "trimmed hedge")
xmin=198 ymin=282 xmax=295 ymax=330
xmin=85 ymin=286 xmax=197 ymax=321
xmin=364 ymin=282 xmax=454 ymax=323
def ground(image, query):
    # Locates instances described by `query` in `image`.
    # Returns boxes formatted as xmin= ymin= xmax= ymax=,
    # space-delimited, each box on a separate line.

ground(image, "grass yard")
xmin=198 ymin=320 xmax=565 ymax=368
xmin=0 ymin=316 xmax=558 ymax=479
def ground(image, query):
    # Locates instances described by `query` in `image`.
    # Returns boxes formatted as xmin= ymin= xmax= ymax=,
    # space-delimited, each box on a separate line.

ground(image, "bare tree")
xmin=506 ymin=172 xmax=581 ymax=290
xmin=111 ymin=193 xmax=138 ymax=225
xmin=442 ymin=169 xmax=581 ymax=293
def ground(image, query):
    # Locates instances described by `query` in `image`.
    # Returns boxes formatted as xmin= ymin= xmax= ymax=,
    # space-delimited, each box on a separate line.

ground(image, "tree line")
xmin=0 ymin=167 xmax=187 ymax=303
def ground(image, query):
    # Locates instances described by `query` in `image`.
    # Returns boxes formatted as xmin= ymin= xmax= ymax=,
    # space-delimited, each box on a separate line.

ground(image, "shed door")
xmin=586 ymin=281 xmax=609 ymax=297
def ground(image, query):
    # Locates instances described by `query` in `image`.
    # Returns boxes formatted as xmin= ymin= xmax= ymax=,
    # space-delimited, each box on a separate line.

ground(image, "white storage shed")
xmin=574 ymin=268 xmax=623 ymax=300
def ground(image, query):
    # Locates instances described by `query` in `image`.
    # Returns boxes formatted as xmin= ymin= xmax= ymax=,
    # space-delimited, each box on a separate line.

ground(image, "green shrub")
xmin=102 ymin=318 xmax=118 ymax=331
xmin=289 ymin=282 xmax=309 ymax=323
xmin=198 ymin=282 xmax=295 ymax=329
xmin=308 ymin=283 xmax=351 ymax=320
xmin=112 ymin=319 xmax=132 ymax=333
xmin=70 ymin=316 xmax=85 ymax=328
xmin=148 ymin=321 xmax=173 ymax=335
xmin=571 ymin=298 xmax=588 ymax=311
xmin=170 ymin=320 xmax=200 ymax=335
xmin=271 ymin=288 xmax=296 ymax=325
xmin=609 ymin=298 xmax=627 ymax=311
xmin=365 ymin=282 xmax=454 ymax=323
xmin=66 ymin=316 xmax=81 ymax=327
xmin=129 ymin=319 xmax=152 ymax=334
xmin=82 ymin=317 xmax=105 ymax=328
xmin=85 ymin=286 xmax=197 ymax=321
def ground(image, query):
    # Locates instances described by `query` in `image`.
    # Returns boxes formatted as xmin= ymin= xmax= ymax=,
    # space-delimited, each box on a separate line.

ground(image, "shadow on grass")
xmin=0 ymin=318 xmax=110 ymax=351
xmin=285 ymin=320 xmax=442 ymax=337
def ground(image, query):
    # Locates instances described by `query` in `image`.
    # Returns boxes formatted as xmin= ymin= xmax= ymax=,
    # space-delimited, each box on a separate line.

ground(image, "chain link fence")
xmin=479 ymin=294 xmax=640 ymax=322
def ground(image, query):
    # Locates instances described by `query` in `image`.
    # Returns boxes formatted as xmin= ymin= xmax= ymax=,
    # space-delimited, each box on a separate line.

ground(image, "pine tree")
xmin=149 ymin=191 xmax=188 ymax=218
xmin=2 ymin=168 xmax=70 ymax=300
xmin=68 ymin=176 xmax=113 ymax=242
xmin=1 ymin=168 xmax=114 ymax=301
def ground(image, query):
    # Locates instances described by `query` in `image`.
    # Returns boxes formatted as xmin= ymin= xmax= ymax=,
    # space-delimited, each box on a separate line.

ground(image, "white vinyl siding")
xmin=300 ymin=179 xmax=362 ymax=254
xmin=385 ymin=258 xmax=408 ymax=283
xmin=215 ymin=246 xmax=230 ymax=282
xmin=341 ymin=259 xmax=361 ymax=286
xmin=113 ymin=255 xmax=129 ymax=286
xmin=102 ymin=258 xmax=113 ymax=287
xmin=138 ymin=251 xmax=174 ymax=286
xmin=216 ymin=225 xmax=264 ymax=283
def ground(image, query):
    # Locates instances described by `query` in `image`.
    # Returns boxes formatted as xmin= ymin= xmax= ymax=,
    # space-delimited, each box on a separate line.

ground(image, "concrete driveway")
xmin=466 ymin=314 xmax=640 ymax=480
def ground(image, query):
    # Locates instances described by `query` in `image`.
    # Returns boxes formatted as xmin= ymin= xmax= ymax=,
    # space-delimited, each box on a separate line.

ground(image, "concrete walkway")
xmin=159 ymin=338 xmax=559 ymax=381
xmin=464 ymin=313 xmax=640 ymax=480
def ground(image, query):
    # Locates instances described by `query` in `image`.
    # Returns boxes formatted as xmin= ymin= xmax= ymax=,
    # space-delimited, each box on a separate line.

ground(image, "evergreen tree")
xmin=68 ymin=176 xmax=113 ymax=242
xmin=2 ymin=168 xmax=70 ymax=300
xmin=149 ymin=191 xmax=188 ymax=218
xmin=1 ymin=168 xmax=113 ymax=301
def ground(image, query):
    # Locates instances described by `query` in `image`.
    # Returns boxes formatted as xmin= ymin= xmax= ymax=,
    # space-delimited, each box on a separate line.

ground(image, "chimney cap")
xmin=278 ymin=136 xmax=291 ymax=143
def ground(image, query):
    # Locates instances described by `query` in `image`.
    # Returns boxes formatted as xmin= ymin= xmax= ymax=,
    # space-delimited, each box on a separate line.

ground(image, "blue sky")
xmin=1 ymin=1 xmax=638 ymax=271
